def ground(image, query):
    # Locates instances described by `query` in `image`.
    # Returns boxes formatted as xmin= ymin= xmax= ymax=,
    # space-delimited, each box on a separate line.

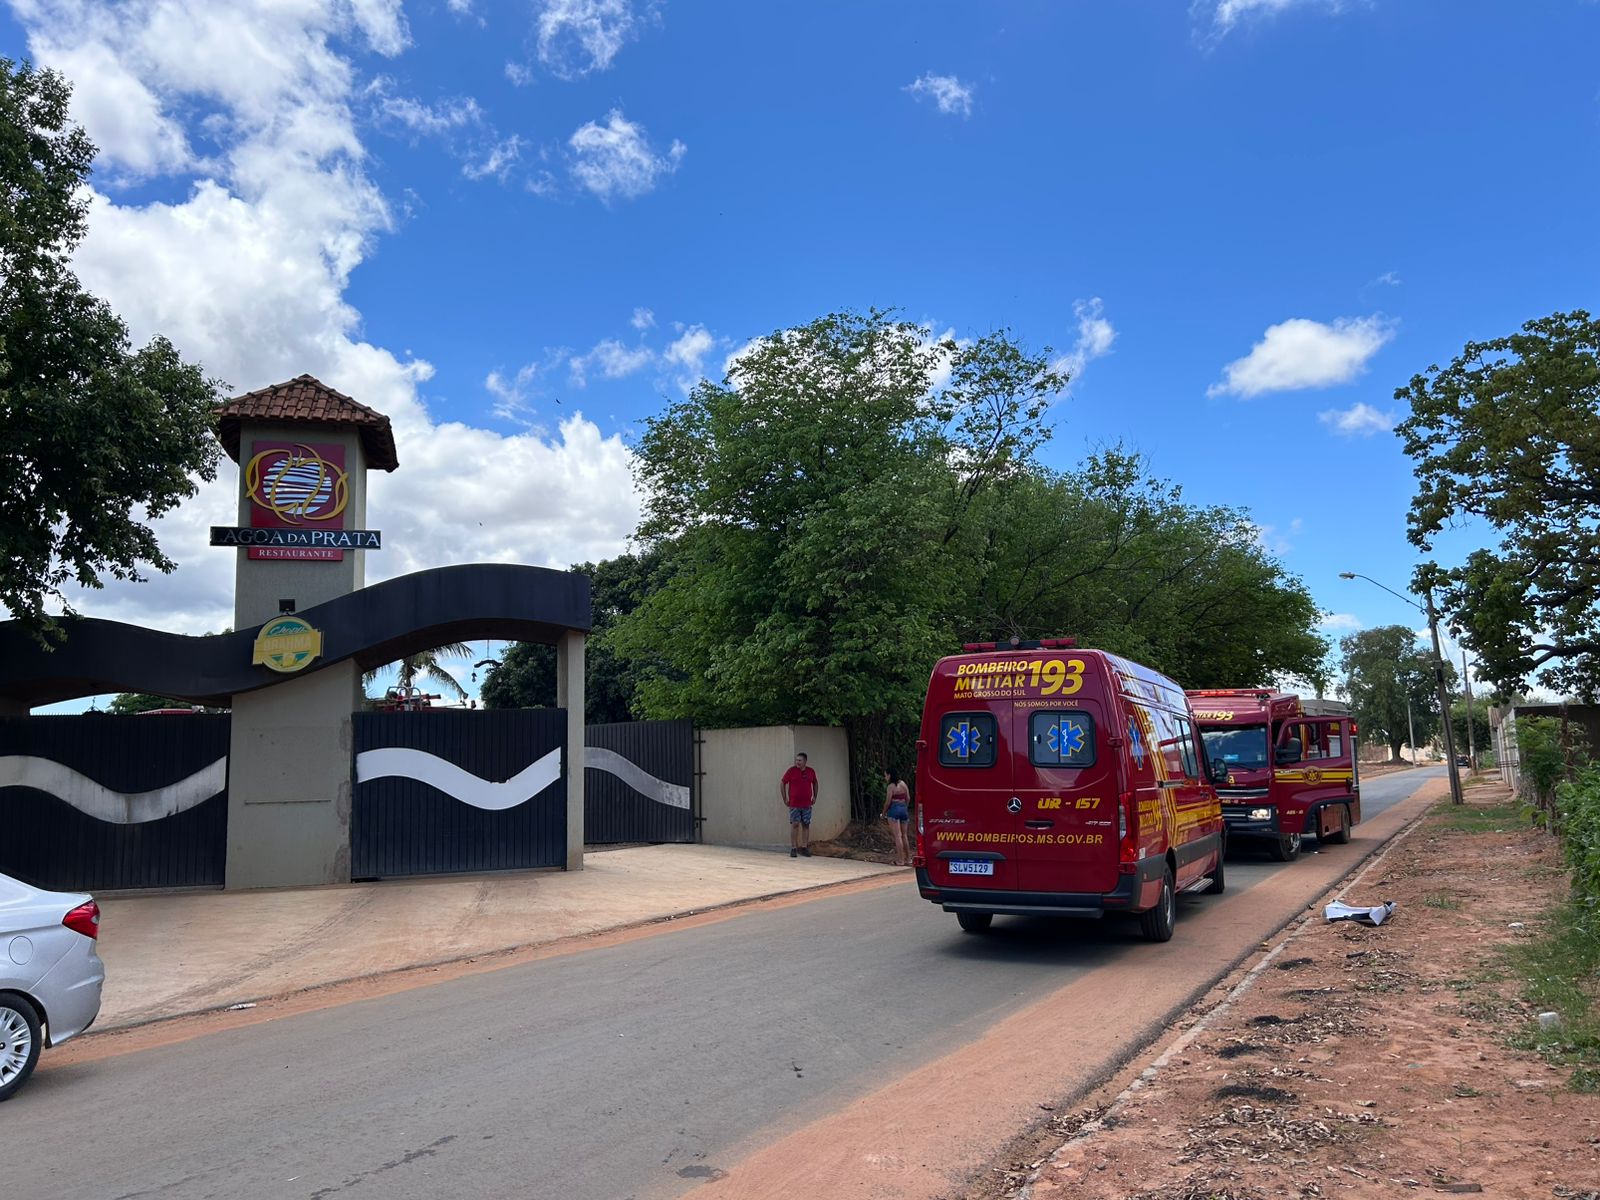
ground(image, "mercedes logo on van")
xmin=1007 ymin=797 xmax=1022 ymax=814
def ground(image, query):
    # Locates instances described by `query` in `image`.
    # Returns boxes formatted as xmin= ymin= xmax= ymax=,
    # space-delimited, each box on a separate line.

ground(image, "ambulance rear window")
xmin=939 ymin=713 xmax=997 ymax=768
xmin=1030 ymin=711 xmax=1096 ymax=768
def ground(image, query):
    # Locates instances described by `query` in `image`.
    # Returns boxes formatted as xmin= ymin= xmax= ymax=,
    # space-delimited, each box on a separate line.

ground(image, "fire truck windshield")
xmin=1201 ymin=726 xmax=1269 ymax=770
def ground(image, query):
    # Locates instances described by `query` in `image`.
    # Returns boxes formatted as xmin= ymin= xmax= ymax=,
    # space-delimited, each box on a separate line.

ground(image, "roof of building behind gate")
xmin=216 ymin=374 xmax=399 ymax=471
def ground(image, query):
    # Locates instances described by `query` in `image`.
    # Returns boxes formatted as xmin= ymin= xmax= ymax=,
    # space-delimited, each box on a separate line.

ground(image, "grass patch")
xmin=1432 ymin=803 xmax=1527 ymax=834
xmin=1423 ymin=892 xmax=1463 ymax=910
xmin=1505 ymin=899 xmax=1600 ymax=1089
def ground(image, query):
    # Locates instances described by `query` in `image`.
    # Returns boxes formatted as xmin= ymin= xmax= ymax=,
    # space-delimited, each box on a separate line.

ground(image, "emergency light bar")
xmin=1190 ymin=689 xmax=1275 ymax=699
xmin=960 ymin=636 xmax=1077 ymax=653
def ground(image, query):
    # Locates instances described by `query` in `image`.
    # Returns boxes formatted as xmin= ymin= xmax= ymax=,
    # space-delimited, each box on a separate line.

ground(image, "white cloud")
xmin=568 ymin=109 xmax=685 ymax=202
xmin=1318 ymin=401 xmax=1395 ymax=437
xmin=1201 ymin=0 xmax=1346 ymax=37
xmin=630 ymin=306 xmax=655 ymax=330
xmin=1208 ymin=315 xmax=1395 ymax=399
xmin=664 ymin=325 xmax=713 ymax=372
xmin=1319 ymin=612 xmax=1363 ymax=634
xmin=569 ymin=338 xmax=654 ymax=386
xmin=1251 ymin=517 xmax=1303 ymax=557
xmin=447 ymin=0 xmax=475 ymax=14
xmin=39 ymin=39 xmax=193 ymax=177
xmin=536 ymin=0 xmax=641 ymax=79
xmin=485 ymin=364 xmax=541 ymax=419
xmin=505 ymin=61 xmax=534 ymax=86
xmin=1372 ymin=270 xmax=1402 ymax=287
xmin=372 ymin=87 xmax=484 ymax=137
xmin=347 ymin=0 xmax=410 ymax=56
xmin=1052 ymin=297 xmax=1117 ymax=385
xmin=905 ymin=73 xmax=974 ymax=117
xmin=7 ymin=0 xmax=640 ymax=635
xmin=463 ymin=134 xmax=524 ymax=182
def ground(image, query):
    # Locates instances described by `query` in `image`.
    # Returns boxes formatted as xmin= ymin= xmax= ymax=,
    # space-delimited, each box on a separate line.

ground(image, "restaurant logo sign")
xmin=242 ymin=442 xmax=351 ymax=561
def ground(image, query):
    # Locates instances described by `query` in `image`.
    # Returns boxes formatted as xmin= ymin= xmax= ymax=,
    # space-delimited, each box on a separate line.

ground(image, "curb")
xmin=1016 ymin=785 xmax=1445 ymax=1199
xmin=86 ymin=865 xmax=907 ymax=1039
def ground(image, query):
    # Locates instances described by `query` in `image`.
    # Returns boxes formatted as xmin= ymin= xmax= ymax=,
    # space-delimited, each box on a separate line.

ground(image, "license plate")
xmin=948 ymin=860 xmax=994 ymax=877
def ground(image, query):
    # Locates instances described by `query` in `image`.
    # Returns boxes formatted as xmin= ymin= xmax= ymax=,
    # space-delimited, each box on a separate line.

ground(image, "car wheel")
xmin=1204 ymin=851 xmax=1226 ymax=895
xmin=956 ymin=911 xmax=993 ymax=933
xmin=1140 ymin=868 xmax=1176 ymax=942
xmin=1325 ymin=805 xmax=1352 ymax=845
xmin=0 ymin=993 xmax=42 ymax=1103
xmin=1269 ymin=832 xmax=1301 ymax=863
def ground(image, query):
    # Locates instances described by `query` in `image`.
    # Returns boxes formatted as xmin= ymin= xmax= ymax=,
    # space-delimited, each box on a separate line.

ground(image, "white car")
xmin=0 ymin=872 xmax=104 ymax=1101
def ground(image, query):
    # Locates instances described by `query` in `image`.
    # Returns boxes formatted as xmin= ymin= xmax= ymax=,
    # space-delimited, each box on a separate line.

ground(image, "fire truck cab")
xmin=914 ymin=640 xmax=1226 ymax=942
xmin=1185 ymin=689 xmax=1360 ymax=862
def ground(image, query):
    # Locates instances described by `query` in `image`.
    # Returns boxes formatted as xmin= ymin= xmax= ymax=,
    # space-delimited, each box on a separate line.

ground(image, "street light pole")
xmin=1339 ymin=571 xmax=1466 ymax=805
xmin=1422 ymin=587 xmax=1466 ymax=804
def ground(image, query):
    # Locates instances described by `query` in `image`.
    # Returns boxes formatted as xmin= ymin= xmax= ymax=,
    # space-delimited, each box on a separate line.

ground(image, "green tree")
xmin=107 ymin=692 xmax=181 ymax=714
xmin=366 ymin=644 xmax=472 ymax=701
xmin=1397 ymin=311 xmax=1600 ymax=698
xmin=480 ymin=551 xmax=662 ymax=724
xmin=1340 ymin=625 xmax=1455 ymax=762
xmin=1448 ymin=698 xmax=1491 ymax=765
xmin=964 ymin=451 xmax=1327 ymax=688
xmin=0 ymin=60 xmax=223 ymax=635
xmin=614 ymin=310 xmax=1065 ymax=818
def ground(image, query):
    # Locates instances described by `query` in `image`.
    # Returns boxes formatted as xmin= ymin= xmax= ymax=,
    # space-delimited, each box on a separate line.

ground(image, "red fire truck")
xmin=1185 ymin=689 xmax=1360 ymax=861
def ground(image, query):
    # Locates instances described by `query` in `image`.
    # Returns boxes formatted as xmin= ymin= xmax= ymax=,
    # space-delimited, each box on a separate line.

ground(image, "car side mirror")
xmin=1275 ymin=738 xmax=1302 ymax=766
xmin=1207 ymin=758 xmax=1229 ymax=785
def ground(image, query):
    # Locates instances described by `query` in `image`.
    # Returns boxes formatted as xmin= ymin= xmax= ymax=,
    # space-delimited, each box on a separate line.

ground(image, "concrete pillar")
xmin=225 ymin=661 xmax=361 ymax=888
xmin=556 ymin=629 xmax=585 ymax=870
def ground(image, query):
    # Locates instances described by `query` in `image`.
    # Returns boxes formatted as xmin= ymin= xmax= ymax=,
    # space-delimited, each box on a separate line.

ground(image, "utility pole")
xmin=1462 ymin=648 xmax=1477 ymax=771
xmin=1423 ymin=588 xmax=1466 ymax=805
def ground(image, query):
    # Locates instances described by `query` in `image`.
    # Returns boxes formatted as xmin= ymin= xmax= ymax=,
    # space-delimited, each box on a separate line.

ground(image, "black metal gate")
xmin=0 ymin=714 xmax=229 ymax=891
xmin=585 ymin=719 xmax=696 ymax=843
xmin=352 ymin=709 xmax=567 ymax=879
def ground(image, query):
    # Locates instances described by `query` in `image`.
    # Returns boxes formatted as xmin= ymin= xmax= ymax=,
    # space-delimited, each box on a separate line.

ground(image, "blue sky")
xmin=5 ymin=0 xmax=1596 ymax=708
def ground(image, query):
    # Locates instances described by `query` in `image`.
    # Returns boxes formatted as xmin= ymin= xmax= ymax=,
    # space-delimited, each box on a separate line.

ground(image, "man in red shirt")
xmin=780 ymin=752 xmax=819 ymax=858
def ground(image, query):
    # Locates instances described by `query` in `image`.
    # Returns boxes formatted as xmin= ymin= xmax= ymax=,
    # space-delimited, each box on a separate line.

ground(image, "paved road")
xmin=13 ymin=767 xmax=1442 ymax=1200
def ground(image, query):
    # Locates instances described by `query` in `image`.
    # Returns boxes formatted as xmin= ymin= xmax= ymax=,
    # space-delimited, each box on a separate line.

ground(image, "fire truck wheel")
xmin=1269 ymin=833 xmax=1301 ymax=863
xmin=1204 ymin=852 xmax=1226 ymax=894
xmin=956 ymin=911 xmax=993 ymax=933
xmin=1140 ymin=868 xmax=1176 ymax=942
xmin=1325 ymin=805 xmax=1352 ymax=845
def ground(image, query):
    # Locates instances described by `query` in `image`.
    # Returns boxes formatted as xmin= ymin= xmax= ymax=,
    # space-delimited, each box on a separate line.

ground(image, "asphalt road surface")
xmin=12 ymin=767 xmax=1443 ymax=1200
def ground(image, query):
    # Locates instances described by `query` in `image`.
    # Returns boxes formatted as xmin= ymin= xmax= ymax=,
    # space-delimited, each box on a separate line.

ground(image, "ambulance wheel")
xmin=1269 ymin=833 xmax=1301 ymax=862
xmin=1204 ymin=853 xmax=1226 ymax=895
xmin=1325 ymin=805 xmax=1352 ymax=845
xmin=956 ymin=911 xmax=993 ymax=933
xmin=1140 ymin=869 xmax=1176 ymax=942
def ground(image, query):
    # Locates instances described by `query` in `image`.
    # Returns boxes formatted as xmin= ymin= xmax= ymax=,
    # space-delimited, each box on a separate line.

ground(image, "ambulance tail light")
xmin=1117 ymin=790 xmax=1138 ymax=872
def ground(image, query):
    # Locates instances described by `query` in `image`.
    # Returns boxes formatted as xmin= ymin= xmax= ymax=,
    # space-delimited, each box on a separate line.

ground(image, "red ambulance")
xmin=1185 ymin=689 xmax=1360 ymax=861
xmin=913 ymin=640 xmax=1226 ymax=942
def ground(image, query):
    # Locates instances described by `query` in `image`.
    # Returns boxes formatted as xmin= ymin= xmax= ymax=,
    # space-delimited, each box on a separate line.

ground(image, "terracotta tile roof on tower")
xmin=215 ymin=374 xmax=399 ymax=471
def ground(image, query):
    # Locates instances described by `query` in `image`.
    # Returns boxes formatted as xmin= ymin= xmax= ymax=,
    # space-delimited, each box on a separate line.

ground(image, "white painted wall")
xmin=699 ymin=725 xmax=849 ymax=848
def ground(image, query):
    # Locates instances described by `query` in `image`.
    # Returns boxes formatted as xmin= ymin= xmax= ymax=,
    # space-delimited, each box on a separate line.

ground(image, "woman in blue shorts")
xmin=881 ymin=767 xmax=912 ymax=866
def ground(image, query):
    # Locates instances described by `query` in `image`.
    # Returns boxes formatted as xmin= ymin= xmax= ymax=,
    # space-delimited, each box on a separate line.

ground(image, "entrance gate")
xmin=585 ymin=719 xmax=696 ymax=843
xmin=352 ymin=709 xmax=567 ymax=879
xmin=0 ymin=714 xmax=230 ymax=891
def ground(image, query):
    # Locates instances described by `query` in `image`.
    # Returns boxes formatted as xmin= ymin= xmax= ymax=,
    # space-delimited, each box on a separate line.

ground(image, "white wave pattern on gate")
xmin=0 ymin=756 xmax=227 ymax=824
xmin=354 ymin=747 xmax=688 ymax=811
xmin=354 ymin=747 xmax=563 ymax=810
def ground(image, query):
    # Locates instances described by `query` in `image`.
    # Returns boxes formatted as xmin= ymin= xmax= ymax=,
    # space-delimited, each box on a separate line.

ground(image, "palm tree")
xmin=365 ymin=643 xmax=473 ymax=702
